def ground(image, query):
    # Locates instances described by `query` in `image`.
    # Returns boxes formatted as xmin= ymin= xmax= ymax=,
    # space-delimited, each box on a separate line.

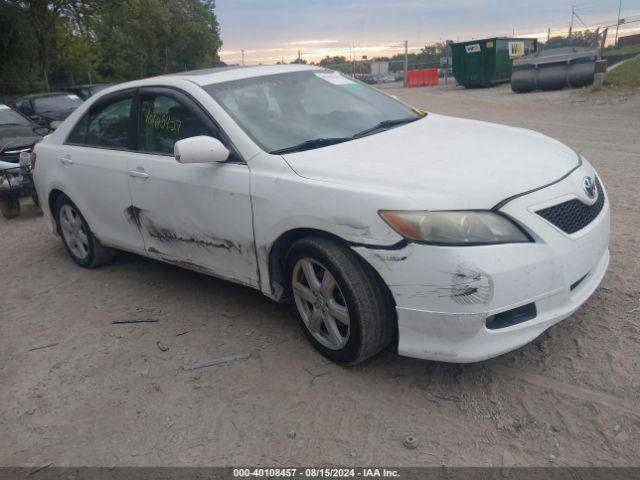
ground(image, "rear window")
xmin=67 ymin=96 xmax=133 ymax=149
xmin=33 ymin=94 xmax=83 ymax=114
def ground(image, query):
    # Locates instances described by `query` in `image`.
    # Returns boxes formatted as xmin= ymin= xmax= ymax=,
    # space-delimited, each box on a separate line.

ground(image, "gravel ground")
xmin=1 ymin=83 xmax=639 ymax=467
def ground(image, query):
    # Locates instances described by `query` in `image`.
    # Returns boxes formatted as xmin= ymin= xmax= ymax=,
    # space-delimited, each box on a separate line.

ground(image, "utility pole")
xmin=547 ymin=27 xmax=551 ymax=43
xmin=569 ymin=5 xmax=574 ymax=43
xmin=297 ymin=50 xmax=301 ymax=63
xmin=351 ymin=43 xmax=355 ymax=77
xmin=614 ymin=0 xmax=622 ymax=46
xmin=241 ymin=49 xmax=245 ymax=66
xmin=403 ymin=40 xmax=408 ymax=88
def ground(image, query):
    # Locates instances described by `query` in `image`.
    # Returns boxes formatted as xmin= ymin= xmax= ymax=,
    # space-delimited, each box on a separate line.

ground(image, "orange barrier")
xmin=407 ymin=68 xmax=439 ymax=87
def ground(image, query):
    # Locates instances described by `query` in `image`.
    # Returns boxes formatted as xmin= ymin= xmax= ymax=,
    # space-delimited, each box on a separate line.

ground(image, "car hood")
xmin=281 ymin=113 xmax=580 ymax=210
xmin=0 ymin=134 xmax=40 ymax=152
xmin=0 ymin=124 xmax=38 ymax=140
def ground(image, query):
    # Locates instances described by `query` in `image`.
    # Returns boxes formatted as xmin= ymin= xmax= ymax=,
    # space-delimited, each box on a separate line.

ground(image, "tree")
xmin=318 ymin=55 xmax=347 ymax=67
xmin=543 ymin=30 xmax=599 ymax=49
xmin=92 ymin=0 xmax=222 ymax=80
xmin=0 ymin=0 xmax=223 ymax=95
xmin=420 ymin=42 xmax=445 ymax=58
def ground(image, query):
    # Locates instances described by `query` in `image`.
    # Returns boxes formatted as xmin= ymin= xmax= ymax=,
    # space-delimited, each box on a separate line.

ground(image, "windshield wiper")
xmin=269 ymin=116 xmax=423 ymax=155
xmin=352 ymin=116 xmax=422 ymax=139
xmin=270 ymin=136 xmax=352 ymax=155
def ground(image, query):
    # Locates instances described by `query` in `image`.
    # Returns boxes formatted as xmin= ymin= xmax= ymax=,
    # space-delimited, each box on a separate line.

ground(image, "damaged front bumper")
xmin=393 ymin=248 xmax=608 ymax=362
xmin=354 ymin=173 xmax=610 ymax=363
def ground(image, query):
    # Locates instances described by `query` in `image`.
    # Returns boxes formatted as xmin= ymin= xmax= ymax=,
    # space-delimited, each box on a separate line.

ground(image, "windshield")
xmin=0 ymin=105 xmax=31 ymax=126
xmin=33 ymin=94 xmax=82 ymax=114
xmin=203 ymin=70 xmax=423 ymax=153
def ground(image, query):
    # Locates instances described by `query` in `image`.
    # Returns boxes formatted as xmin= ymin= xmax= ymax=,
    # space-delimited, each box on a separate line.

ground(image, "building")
xmin=618 ymin=33 xmax=640 ymax=48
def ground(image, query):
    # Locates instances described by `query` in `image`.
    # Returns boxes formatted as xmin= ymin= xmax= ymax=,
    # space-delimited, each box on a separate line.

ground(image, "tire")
xmin=286 ymin=236 xmax=394 ymax=365
xmin=54 ymin=194 xmax=116 ymax=268
xmin=0 ymin=196 xmax=20 ymax=219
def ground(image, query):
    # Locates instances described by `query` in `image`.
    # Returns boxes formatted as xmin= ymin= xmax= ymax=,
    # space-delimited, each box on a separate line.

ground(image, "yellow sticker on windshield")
xmin=412 ymin=107 xmax=426 ymax=117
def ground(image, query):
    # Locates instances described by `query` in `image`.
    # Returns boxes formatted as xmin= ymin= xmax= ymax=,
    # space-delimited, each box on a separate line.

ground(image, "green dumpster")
xmin=452 ymin=37 xmax=538 ymax=88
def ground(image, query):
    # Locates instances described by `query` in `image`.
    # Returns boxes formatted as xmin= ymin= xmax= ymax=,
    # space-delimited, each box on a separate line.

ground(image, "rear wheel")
xmin=286 ymin=236 xmax=394 ymax=365
xmin=54 ymin=195 xmax=115 ymax=268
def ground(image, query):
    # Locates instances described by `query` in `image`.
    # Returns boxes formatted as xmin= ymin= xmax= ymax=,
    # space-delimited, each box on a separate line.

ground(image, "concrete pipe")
xmin=568 ymin=61 xmax=595 ymax=88
xmin=537 ymin=64 xmax=568 ymax=91
xmin=511 ymin=68 xmax=537 ymax=93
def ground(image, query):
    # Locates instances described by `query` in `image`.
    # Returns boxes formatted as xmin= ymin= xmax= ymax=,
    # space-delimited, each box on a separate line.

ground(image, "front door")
xmin=127 ymin=87 xmax=258 ymax=288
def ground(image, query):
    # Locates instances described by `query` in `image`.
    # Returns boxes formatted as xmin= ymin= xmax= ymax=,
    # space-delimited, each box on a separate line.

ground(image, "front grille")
xmin=536 ymin=177 xmax=605 ymax=234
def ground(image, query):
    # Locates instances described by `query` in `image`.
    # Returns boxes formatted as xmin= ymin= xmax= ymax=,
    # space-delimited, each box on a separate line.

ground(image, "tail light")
xmin=30 ymin=151 xmax=37 ymax=170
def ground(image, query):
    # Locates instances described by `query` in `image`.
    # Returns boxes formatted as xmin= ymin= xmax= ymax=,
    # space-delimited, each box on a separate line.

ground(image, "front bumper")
xmin=354 ymin=162 xmax=610 ymax=362
xmin=394 ymin=248 xmax=608 ymax=362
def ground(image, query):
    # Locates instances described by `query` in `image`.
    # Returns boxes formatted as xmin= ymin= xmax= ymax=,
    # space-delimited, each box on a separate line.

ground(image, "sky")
xmin=215 ymin=0 xmax=640 ymax=64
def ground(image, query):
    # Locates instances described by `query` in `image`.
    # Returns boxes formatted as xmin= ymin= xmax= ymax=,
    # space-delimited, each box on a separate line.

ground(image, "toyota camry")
xmin=32 ymin=65 xmax=610 ymax=365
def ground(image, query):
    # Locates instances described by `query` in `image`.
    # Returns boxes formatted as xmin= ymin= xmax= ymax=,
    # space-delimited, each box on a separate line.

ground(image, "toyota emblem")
xmin=583 ymin=176 xmax=596 ymax=199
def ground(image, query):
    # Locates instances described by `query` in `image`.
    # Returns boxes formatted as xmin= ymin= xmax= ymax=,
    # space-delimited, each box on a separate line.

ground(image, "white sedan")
xmin=32 ymin=65 xmax=610 ymax=365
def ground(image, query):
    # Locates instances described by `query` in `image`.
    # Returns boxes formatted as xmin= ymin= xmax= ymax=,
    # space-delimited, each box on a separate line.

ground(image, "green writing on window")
xmin=144 ymin=109 xmax=182 ymax=133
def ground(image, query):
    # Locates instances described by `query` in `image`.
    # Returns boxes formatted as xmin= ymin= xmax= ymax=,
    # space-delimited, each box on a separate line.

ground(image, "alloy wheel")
xmin=59 ymin=204 xmax=89 ymax=260
xmin=292 ymin=258 xmax=350 ymax=350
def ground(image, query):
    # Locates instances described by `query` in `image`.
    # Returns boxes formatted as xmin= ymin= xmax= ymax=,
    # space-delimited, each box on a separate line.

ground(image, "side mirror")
xmin=174 ymin=136 xmax=229 ymax=164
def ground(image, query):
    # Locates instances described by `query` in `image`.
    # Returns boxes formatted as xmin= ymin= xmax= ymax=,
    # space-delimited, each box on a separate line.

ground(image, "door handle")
xmin=60 ymin=156 xmax=73 ymax=166
xmin=128 ymin=169 xmax=150 ymax=179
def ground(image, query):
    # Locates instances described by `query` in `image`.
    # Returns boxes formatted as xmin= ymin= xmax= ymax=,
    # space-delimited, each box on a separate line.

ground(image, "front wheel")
xmin=54 ymin=195 xmax=116 ymax=268
xmin=286 ymin=236 xmax=394 ymax=365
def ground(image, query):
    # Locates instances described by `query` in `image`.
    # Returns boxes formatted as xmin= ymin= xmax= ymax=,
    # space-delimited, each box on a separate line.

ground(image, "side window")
xmin=68 ymin=96 xmax=132 ymax=148
xmin=16 ymin=99 xmax=32 ymax=115
xmin=138 ymin=94 xmax=214 ymax=155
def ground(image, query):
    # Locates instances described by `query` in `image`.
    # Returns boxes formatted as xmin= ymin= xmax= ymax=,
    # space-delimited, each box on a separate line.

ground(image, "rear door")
xmin=126 ymin=87 xmax=258 ymax=287
xmin=61 ymin=89 xmax=145 ymax=253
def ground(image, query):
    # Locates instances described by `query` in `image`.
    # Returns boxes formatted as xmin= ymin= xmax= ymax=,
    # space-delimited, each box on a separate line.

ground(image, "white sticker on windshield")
xmin=66 ymin=94 xmax=80 ymax=100
xmin=315 ymin=72 xmax=356 ymax=85
xmin=0 ymin=104 xmax=10 ymax=110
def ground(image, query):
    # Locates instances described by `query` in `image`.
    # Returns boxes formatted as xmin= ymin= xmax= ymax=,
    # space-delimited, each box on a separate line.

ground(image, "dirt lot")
xmin=1 ymin=83 xmax=639 ymax=467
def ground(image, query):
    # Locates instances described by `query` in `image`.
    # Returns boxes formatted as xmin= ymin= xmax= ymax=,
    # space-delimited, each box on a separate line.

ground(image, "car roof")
xmin=67 ymin=84 xmax=113 ymax=89
xmin=162 ymin=64 xmax=323 ymax=86
xmin=19 ymin=92 xmax=74 ymax=100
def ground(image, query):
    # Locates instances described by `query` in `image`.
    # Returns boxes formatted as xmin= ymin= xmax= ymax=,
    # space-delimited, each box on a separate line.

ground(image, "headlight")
xmin=379 ymin=210 xmax=531 ymax=245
